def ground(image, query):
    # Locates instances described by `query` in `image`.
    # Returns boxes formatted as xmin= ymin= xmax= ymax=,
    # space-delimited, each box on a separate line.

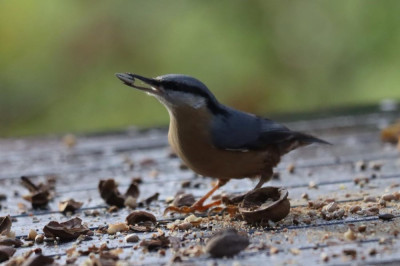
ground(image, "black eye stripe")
xmin=162 ymin=81 xmax=211 ymax=100
xmin=161 ymin=81 xmax=229 ymax=116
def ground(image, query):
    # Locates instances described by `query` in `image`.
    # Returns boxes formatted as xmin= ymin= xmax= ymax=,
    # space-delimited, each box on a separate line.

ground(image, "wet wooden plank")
xmin=0 ymin=108 xmax=400 ymax=265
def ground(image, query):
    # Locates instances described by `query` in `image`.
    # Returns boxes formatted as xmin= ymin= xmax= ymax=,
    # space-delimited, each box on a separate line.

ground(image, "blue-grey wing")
xmin=211 ymin=107 xmax=291 ymax=151
xmin=211 ymin=107 xmax=328 ymax=151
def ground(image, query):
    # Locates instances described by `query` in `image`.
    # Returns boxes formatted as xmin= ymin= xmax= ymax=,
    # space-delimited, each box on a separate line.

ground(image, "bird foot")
xmin=208 ymin=205 xmax=239 ymax=217
xmin=164 ymin=200 xmax=222 ymax=215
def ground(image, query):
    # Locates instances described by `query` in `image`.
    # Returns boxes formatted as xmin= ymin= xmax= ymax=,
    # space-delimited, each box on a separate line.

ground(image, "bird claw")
xmin=164 ymin=199 xmax=223 ymax=216
xmin=207 ymin=205 xmax=239 ymax=217
xmin=163 ymin=206 xmax=193 ymax=215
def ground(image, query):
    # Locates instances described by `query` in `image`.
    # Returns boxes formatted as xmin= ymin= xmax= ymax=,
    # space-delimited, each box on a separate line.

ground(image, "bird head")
xmin=116 ymin=73 xmax=224 ymax=114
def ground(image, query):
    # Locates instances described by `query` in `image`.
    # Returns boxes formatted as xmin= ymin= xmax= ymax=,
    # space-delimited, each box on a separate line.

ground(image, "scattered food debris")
xmin=21 ymin=176 xmax=53 ymax=209
xmin=239 ymin=187 xmax=290 ymax=224
xmin=139 ymin=158 xmax=156 ymax=167
xmin=177 ymin=222 xmax=193 ymax=231
xmin=172 ymin=193 xmax=195 ymax=207
xmin=35 ymin=234 xmax=44 ymax=244
xmin=58 ymin=199 xmax=83 ymax=214
xmin=181 ymin=180 xmax=191 ymax=188
xmin=381 ymin=193 xmax=395 ymax=202
xmin=0 ymin=246 xmax=16 ymax=263
xmin=355 ymin=160 xmax=367 ymax=171
xmin=124 ymin=196 xmax=137 ymax=209
xmin=43 ymin=217 xmax=90 ymax=241
xmin=23 ymin=254 xmax=54 ymax=266
xmin=205 ymin=229 xmax=249 ymax=258
xmin=290 ymin=248 xmax=301 ymax=255
xmin=379 ymin=213 xmax=395 ymax=221
xmin=380 ymin=121 xmax=400 ymax=143
xmin=140 ymin=235 xmax=170 ymax=251
xmin=98 ymin=179 xmax=140 ymax=208
xmin=287 ymin=163 xmax=295 ymax=174
xmin=0 ymin=238 xmax=23 ymax=247
xmin=107 ymin=222 xmax=129 ymax=235
xmin=0 ymin=216 xmax=12 ymax=236
xmin=126 ymin=211 xmax=156 ymax=226
xmin=363 ymin=196 xmax=376 ymax=203
xmin=308 ymin=181 xmax=318 ymax=189
xmin=62 ymin=134 xmax=77 ymax=148
xmin=125 ymin=234 xmax=139 ymax=243
xmin=358 ymin=225 xmax=367 ymax=232
xmin=139 ymin=192 xmax=159 ymax=206
xmin=343 ymin=249 xmax=357 ymax=258
xmin=27 ymin=229 xmax=37 ymax=240
xmin=184 ymin=214 xmax=203 ymax=226
xmin=301 ymin=193 xmax=309 ymax=200
xmin=344 ymin=228 xmax=356 ymax=241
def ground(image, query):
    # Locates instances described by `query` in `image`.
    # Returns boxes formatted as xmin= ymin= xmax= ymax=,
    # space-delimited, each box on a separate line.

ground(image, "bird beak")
xmin=115 ymin=73 xmax=162 ymax=95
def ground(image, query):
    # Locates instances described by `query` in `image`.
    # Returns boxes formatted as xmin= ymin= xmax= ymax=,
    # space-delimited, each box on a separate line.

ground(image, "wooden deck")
xmin=1 ymin=106 xmax=400 ymax=265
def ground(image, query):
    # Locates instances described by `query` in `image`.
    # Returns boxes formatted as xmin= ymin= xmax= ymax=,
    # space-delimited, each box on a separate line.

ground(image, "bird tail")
xmin=294 ymin=132 xmax=332 ymax=145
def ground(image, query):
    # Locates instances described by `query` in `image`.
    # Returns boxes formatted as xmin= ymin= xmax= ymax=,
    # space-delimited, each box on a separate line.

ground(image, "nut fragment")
xmin=139 ymin=192 xmax=159 ymax=206
xmin=35 ymin=234 xmax=44 ymax=244
xmin=323 ymin=202 xmax=338 ymax=213
xmin=343 ymin=249 xmax=357 ymax=258
xmin=364 ymin=196 xmax=376 ymax=203
xmin=27 ymin=229 xmax=37 ymax=240
xmin=125 ymin=234 xmax=139 ymax=243
xmin=355 ymin=160 xmax=367 ymax=171
xmin=287 ymin=163 xmax=295 ymax=174
xmin=107 ymin=223 xmax=129 ymax=235
xmin=124 ymin=196 xmax=137 ymax=209
xmin=350 ymin=206 xmax=361 ymax=213
xmin=308 ymin=181 xmax=318 ymax=189
xmin=62 ymin=134 xmax=77 ymax=148
xmin=358 ymin=225 xmax=367 ymax=232
xmin=381 ymin=121 xmax=400 ymax=143
xmin=290 ymin=248 xmax=301 ymax=255
xmin=344 ymin=229 xmax=356 ymax=240
xmin=205 ymin=229 xmax=249 ymax=258
xmin=126 ymin=211 xmax=156 ymax=226
xmin=239 ymin=187 xmax=290 ymax=224
xmin=0 ymin=238 xmax=23 ymax=247
xmin=177 ymin=222 xmax=193 ymax=231
xmin=58 ymin=199 xmax=83 ymax=213
xmin=21 ymin=176 xmax=53 ymax=209
xmin=184 ymin=214 xmax=203 ymax=226
xmin=320 ymin=252 xmax=329 ymax=262
xmin=98 ymin=179 xmax=140 ymax=207
xmin=172 ymin=193 xmax=195 ymax=207
xmin=369 ymin=161 xmax=382 ymax=171
xmin=22 ymin=254 xmax=54 ymax=266
xmin=0 ymin=216 xmax=12 ymax=236
xmin=0 ymin=246 xmax=16 ymax=263
xmin=381 ymin=193 xmax=395 ymax=202
xmin=140 ymin=235 xmax=170 ymax=251
xmin=379 ymin=213 xmax=395 ymax=221
xmin=43 ymin=217 xmax=90 ymax=241
xmin=270 ymin=246 xmax=279 ymax=254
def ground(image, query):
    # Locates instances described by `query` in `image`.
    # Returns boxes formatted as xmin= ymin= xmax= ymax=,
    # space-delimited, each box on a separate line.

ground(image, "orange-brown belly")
xmin=168 ymin=122 xmax=279 ymax=179
xmin=167 ymin=106 xmax=280 ymax=179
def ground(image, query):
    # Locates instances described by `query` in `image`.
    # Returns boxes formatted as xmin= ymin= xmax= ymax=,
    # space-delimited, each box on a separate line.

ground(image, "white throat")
xmin=156 ymin=91 xmax=207 ymax=111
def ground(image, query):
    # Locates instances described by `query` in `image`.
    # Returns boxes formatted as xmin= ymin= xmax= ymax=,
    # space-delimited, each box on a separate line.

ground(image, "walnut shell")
xmin=239 ymin=187 xmax=290 ymax=224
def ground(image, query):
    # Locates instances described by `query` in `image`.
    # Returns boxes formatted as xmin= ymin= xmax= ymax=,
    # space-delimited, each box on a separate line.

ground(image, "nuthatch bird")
xmin=116 ymin=73 xmax=329 ymax=214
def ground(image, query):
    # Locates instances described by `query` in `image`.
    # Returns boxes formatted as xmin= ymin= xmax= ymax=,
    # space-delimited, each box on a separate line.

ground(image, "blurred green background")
xmin=1 ymin=1 xmax=400 ymax=137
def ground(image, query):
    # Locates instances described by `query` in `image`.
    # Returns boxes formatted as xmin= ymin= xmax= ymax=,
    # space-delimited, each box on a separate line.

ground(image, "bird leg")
xmin=254 ymin=169 xmax=273 ymax=189
xmin=164 ymin=179 xmax=228 ymax=215
xmin=209 ymin=171 xmax=274 ymax=217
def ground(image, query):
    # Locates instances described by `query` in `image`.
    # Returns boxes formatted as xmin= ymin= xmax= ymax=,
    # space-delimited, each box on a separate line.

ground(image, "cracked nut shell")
xmin=238 ymin=187 xmax=290 ymax=223
xmin=205 ymin=228 xmax=249 ymax=258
